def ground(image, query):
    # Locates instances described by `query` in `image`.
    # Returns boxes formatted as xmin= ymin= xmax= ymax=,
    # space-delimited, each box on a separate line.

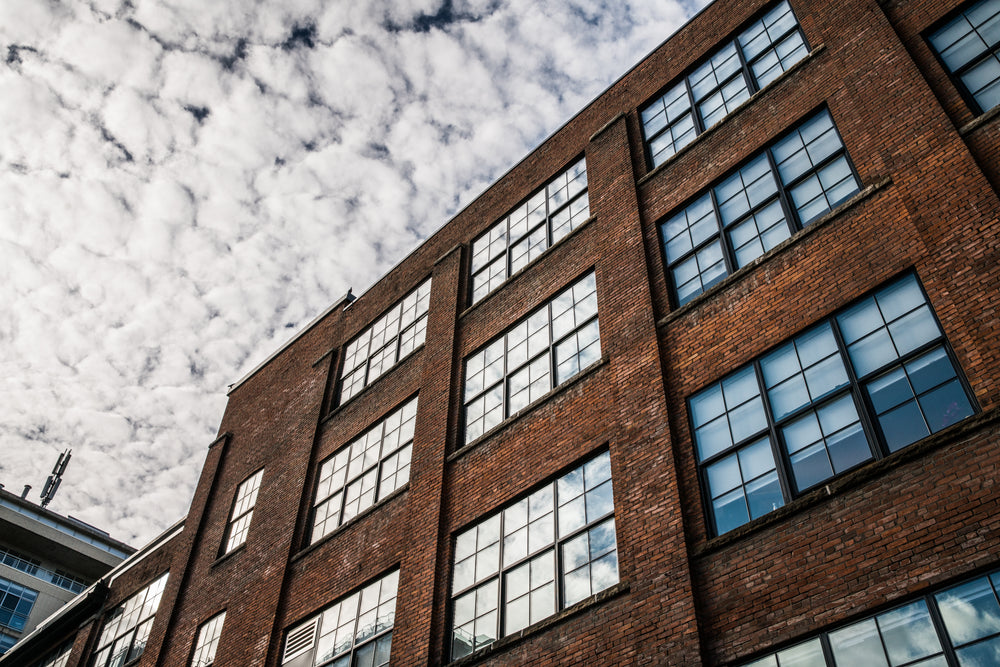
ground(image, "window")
xmin=641 ymin=1 xmax=809 ymax=168
xmin=191 ymin=611 xmax=225 ymax=667
xmin=462 ymin=272 xmax=600 ymax=444
xmin=929 ymin=0 xmax=1000 ymax=114
xmin=91 ymin=573 xmax=168 ymax=667
xmin=0 ymin=578 xmax=37 ymax=632
xmin=740 ymin=567 xmax=1000 ymax=667
xmin=52 ymin=570 xmax=87 ymax=594
xmin=281 ymin=570 xmax=398 ymax=667
xmin=339 ymin=279 xmax=431 ymax=404
xmin=660 ymin=109 xmax=859 ymax=307
xmin=470 ymin=158 xmax=590 ymax=304
xmin=0 ymin=547 xmax=40 ymax=576
xmin=691 ymin=274 xmax=975 ymax=536
xmin=34 ymin=642 xmax=72 ymax=666
xmin=449 ymin=450 xmax=619 ymax=660
xmin=311 ymin=397 xmax=417 ymax=543
xmin=224 ymin=469 xmax=263 ymax=554
xmin=0 ymin=632 xmax=16 ymax=655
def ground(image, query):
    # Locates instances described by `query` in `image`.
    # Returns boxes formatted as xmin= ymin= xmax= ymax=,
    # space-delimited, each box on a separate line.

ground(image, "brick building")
xmin=3 ymin=0 xmax=1000 ymax=664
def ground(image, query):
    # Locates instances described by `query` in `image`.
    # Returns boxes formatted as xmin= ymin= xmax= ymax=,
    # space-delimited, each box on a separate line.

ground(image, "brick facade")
xmin=4 ymin=0 xmax=1000 ymax=665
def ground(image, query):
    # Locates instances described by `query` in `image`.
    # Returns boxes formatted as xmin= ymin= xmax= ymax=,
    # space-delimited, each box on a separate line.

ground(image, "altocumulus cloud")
xmin=0 ymin=0 xmax=706 ymax=545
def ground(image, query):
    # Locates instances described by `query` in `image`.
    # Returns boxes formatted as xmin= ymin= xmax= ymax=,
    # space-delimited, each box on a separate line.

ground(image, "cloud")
xmin=0 ymin=0 xmax=706 ymax=546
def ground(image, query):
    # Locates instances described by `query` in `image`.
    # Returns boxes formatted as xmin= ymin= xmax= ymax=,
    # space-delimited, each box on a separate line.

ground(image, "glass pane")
xmin=745 ymin=471 xmax=783 ymax=520
xmin=730 ymin=397 xmax=768 ymax=443
xmin=777 ymin=637 xmax=826 ymax=667
xmin=696 ymin=415 xmax=734 ymax=461
xmin=504 ymin=595 xmax=529 ymax=635
xmin=691 ymin=385 xmax=726 ymax=427
xmin=878 ymin=401 xmax=929 ymax=452
xmin=707 ymin=454 xmax=742 ymax=496
xmin=829 ymin=618 xmax=890 ymax=666
xmin=955 ymin=635 xmax=1000 ymax=667
xmin=868 ymin=366 xmax=913 ymax=414
xmin=907 ymin=346 xmax=957 ymax=394
xmin=713 ymin=487 xmax=750 ymax=534
xmin=877 ymin=600 xmax=942 ymax=665
xmin=936 ymin=576 xmax=1000 ymax=646
xmin=826 ymin=423 xmax=871 ymax=474
xmin=789 ymin=441 xmax=833 ymax=491
xmin=918 ymin=380 xmax=974 ymax=433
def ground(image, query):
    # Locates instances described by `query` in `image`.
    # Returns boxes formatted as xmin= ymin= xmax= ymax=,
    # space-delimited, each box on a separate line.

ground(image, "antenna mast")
xmin=40 ymin=449 xmax=71 ymax=508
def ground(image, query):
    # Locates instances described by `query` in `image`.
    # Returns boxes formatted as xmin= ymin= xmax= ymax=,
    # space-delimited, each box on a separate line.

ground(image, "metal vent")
xmin=282 ymin=617 xmax=318 ymax=664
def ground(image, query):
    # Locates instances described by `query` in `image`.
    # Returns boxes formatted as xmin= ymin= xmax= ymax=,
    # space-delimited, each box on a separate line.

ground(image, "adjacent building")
xmin=3 ymin=0 xmax=1000 ymax=663
xmin=0 ymin=486 xmax=134 ymax=656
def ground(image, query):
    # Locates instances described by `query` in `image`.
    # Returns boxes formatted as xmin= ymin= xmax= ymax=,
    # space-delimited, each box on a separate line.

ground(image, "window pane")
xmin=777 ymin=637 xmax=825 ymax=666
xmin=830 ymin=618 xmax=890 ymax=666
xmin=936 ymin=576 xmax=1000 ymax=647
xmin=877 ymin=600 xmax=943 ymax=665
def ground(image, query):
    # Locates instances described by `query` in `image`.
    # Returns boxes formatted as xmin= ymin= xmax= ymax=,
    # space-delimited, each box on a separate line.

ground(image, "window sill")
xmin=446 ymin=581 xmax=630 ymax=666
xmin=291 ymin=484 xmax=410 ymax=563
xmin=960 ymin=103 xmax=1000 ymax=136
xmin=448 ymin=356 xmax=610 ymax=464
xmin=459 ymin=215 xmax=596 ymax=321
xmin=637 ymin=44 xmax=827 ymax=188
xmin=210 ymin=544 xmax=245 ymax=569
xmin=691 ymin=406 xmax=1000 ymax=556
xmin=321 ymin=345 xmax=425 ymax=426
xmin=657 ymin=177 xmax=892 ymax=329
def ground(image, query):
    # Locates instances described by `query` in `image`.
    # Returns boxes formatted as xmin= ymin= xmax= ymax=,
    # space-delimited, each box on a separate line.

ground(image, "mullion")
xmin=752 ymin=361 xmax=795 ymax=506
xmin=925 ymin=585 xmax=963 ymax=667
xmin=546 ymin=301 xmax=556 ymax=396
xmin=721 ymin=188 xmax=786 ymax=268
xmin=763 ymin=149 xmax=800 ymax=236
xmin=826 ymin=316 xmax=888 ymax=465
xmin=734 ymin=35 xmax=760 ymax=97
xmin=708 ymin=188 xmax=740 ymax=277
xmin=685 ymin=79 xmax=703 ymax=135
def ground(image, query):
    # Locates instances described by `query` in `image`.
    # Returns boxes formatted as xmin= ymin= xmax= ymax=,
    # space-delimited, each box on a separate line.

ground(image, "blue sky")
xmin=0 ymin=0 xmax=707 ymax=546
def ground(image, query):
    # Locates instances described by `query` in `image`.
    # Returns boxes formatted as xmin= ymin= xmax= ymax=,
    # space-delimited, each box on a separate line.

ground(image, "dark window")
xmin=0 ymin=633 xmax=16 ymax=656
xmin=691 ymin=274 xmax=975 ymax=536
xmin=641 ymin=1 xmax=809 ymax=168
xmin=281 ymin=571 xmax=398 ymax=667
xmin=0 ymin=548 xmax=40 ymax=576
xmin=470 ymin=158 xmax=590 ymax=304
xmin=339 ymin=279 xmax=431 ymax=404
xmin=660 ymin=109 xmax=860 ymax=307
xmin=34 ymin=642 xmax=73 ymax=665
xmin=224 ymin=469 xmax=263 ymax=553
xmin=449 ymin=451 xmax=619 ymax=660
xmin=462 ymin=272 xmax=600 ymax=444
xmin=929 ymin=0 xmax=1000 ymax=113
xmin=0 ymin=578 xmax=37 ymax=632
xmin=740 ymin=567 xmax=1000 ymax=666
xmin=91 ymin=573 xmax=168 ymax=667
xmin=311 ymin=397 xmax=417 ymax=543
